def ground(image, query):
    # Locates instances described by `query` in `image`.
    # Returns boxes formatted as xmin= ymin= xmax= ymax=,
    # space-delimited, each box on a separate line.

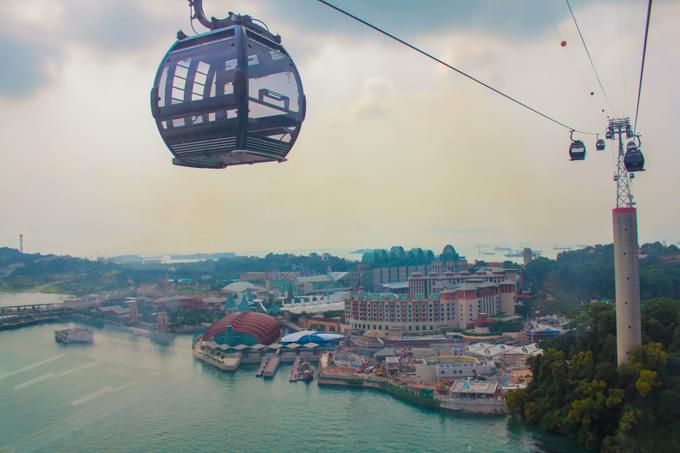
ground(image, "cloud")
xmin=244 ymin=0 xmax=595 ymax=41
xmin=0 ymin=0 xmax=678 ymax=256
xmin=351 ymin=77 xmax=394 ymax=118
xmin=63 ymin=0 xmax=169 ymax=54
xmin=0 ymin=33 xmax=59 ymax=98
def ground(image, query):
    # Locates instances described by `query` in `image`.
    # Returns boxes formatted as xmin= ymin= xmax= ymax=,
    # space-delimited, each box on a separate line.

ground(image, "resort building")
xmin=414 ymin=356 xmax=496 ymax=384
xmin=299 ymin=316 xmax=346 ymax=333
xmin=344 ymin=269 xmax=518 ymax=333
xmin=360 ymin=245 xmax=468 ymax=290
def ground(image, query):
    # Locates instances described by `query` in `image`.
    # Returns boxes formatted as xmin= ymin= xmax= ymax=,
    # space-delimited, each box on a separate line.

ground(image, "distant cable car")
xmin=596 ymin=137 xmax=605 ymax=151
xmin=560 ymin=40 xmax=567 ymax=47
xmin=150 ymin=1 xmax=306 ymax=169
xmin=605 ymin=127 xmax=613 ymax=140
xmin=624 ymin=137 xmax=645 ymax=172
xmin=569 ymin=131 xmax=586 ymax=161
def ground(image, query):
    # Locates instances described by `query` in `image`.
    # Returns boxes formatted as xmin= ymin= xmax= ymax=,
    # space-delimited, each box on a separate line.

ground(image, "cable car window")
xmin=171 ymin=58 xmax=191 ymax=104
xmin=160 ymin=36 xmax=238 ymax=108
xmin=247 ymin=41 xmax=300 ymax=119
xmin=158 ymin=67 xmax=168 ymax=107
xmin=191 ymin=61 xmax=211 ymax=102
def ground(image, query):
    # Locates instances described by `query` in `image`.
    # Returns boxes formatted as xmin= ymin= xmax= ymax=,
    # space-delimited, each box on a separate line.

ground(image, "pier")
xmin=289 ymin=356 xmax=301 ymax=382
xmin=256 ymin=354 xmax=280 ymax=378
xmin=0 ymin=304 xmax=69 ymax=330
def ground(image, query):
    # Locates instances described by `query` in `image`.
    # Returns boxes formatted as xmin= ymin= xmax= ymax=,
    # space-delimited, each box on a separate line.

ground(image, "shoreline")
xmin=317 ymin=372 xmax=508 ymax=416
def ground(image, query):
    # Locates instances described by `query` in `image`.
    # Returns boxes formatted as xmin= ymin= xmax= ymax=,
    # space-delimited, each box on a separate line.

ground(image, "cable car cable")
xmin=539 ymin=2 xmax=593 ymax=101
xmin=564 ymin=0 xmax=616 ymax=115
xmin=633 ymin=0 xmax=653 ymax=132
xmin=314 ymin=0 xmax=598 ymax=135
xmin=616 ymin=0 xmax=628 ymax=112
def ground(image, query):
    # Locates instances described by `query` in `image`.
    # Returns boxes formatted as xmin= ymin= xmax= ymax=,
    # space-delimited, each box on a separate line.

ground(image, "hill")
xmin=0 ymin=248 xmax=356 ymax=294
xmin=522 ymin=242 xmax=680 ymax=315
xmin=508 ymin=298 xmax=680 ymax=452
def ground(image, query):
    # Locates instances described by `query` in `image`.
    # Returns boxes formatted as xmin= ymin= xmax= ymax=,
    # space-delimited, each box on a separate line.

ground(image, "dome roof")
xmin=203 ymin=311 xmax=280 ymax=345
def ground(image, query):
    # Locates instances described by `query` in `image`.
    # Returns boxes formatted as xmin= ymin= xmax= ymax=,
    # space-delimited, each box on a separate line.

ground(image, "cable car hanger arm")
xmin=188 ymin=0 xmax=279 ymax=40
xmin=188 ymin=0 xmax=213 ymax=30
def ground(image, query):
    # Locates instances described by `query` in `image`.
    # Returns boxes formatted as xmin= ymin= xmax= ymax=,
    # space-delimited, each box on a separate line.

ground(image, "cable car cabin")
xmin=596 ymin=139 xmax=605 ymax=151
xmin=569 ymin=140 xmax=586 ymax=161
xmin=605 ymin=128 xmax=613 ymax=140
xmin=624 ymin=141 xmax=645 ymax=172
xmin=151 ymin=15 xmax=306 ymax=169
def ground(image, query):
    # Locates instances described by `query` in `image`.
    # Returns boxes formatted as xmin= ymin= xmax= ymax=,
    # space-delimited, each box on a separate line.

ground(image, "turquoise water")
xmin=0 ymin=324 xmax=579 ymax=452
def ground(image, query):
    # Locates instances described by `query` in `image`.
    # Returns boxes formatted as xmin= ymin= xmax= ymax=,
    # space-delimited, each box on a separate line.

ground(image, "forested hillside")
xmin=508 ymin=298 xmax=680 ymax=452
xmin=523 ymin=242 xmax=680 ymax=314
xmin=0 ymin=248 xmax=355 ymax=294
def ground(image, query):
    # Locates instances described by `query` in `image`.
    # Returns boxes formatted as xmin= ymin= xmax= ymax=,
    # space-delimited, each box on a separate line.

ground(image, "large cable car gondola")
xmin=150 ymin=0 xmax=306 ymax=169
xmin=595 ymin=135 xmax=605 ymax=151
xmin=569 ymin=130 xmax=586 ymax=161
xmin=624 ymin=136 xmax=645 ymax=172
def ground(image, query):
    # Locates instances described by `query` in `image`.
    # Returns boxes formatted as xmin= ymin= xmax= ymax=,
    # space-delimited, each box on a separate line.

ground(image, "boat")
xmin=149 ymin=329 xmax=175 ymax=345
xmin=55 ymin=328 xmax=93 ymax=344
xmin=298 ymin=360 xmax=315 ymax=382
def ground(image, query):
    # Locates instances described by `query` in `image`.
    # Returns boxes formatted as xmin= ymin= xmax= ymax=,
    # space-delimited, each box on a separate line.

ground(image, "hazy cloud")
xmin=64 ymin=0 xmax=169 ymax=54
xmin=351 ymin=77 xmax=394 ymax=118
xmin=0 ymin=33 xmax=59 ymax=98
xmin=0 ymin=0 xmax=677 ymax=257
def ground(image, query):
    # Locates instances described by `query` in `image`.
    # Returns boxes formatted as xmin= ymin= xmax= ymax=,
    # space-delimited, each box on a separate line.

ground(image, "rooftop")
xmin=450 ymin=380 xmax=499 ymax=395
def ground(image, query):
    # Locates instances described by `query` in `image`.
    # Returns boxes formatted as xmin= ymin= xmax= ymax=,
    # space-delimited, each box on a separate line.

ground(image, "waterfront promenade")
xmin=317 ymin=353 xmax=508 ymax=416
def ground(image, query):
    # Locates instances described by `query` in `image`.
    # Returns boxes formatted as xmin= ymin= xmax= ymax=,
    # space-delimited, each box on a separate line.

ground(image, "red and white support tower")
xmin=610 ymin=117 xmax=641 ymax=365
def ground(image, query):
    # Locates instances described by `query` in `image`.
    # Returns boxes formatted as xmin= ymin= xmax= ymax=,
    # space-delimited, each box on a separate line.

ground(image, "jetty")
xmin=290 ymin=356 xmax=301 ymax=382
xmin=192 ymin=344 xmax=241 ymax=371
xmin=256 ymin=353 xmax=280 ymax=378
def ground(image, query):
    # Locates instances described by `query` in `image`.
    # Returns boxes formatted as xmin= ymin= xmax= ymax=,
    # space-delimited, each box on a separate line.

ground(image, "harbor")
xmin=0 ymin=322 xmax=581 ymax=452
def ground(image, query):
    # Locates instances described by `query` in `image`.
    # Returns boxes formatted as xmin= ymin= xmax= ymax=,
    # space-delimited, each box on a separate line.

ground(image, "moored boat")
xmin=55 ymin=328 xmax=93 ymax=344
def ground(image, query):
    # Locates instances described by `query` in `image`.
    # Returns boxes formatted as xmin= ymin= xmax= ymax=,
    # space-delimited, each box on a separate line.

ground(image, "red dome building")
xmin=202 ymin=311 xmax=280 ymax=346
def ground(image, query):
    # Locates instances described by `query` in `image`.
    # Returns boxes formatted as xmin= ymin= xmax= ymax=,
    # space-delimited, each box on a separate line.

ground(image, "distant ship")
xmin=55 ymin=328 xmax=93 ymax=344
xmin=553 ymin=246 xmax=572 ymax=251
xmin=504 ymin=251 xmax=524 ymax=258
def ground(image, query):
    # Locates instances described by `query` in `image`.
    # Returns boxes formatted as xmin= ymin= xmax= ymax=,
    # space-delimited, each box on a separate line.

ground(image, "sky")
xmin=0 ymin=0 xmax=678 ymax=258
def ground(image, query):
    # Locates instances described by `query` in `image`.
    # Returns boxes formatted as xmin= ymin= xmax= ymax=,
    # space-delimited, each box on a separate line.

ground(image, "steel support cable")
xmin=565 ymin=0 xmax=616 ymax=115
xmin=634 ymin=0 xmax=653 ymax=132
xmin=314 ymin=0 xmax=598 ymax=135
xmin=616 ymin=0 xmax=628 ymax=112
xmin=539 ymin=2 xmax=593 ymax=101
